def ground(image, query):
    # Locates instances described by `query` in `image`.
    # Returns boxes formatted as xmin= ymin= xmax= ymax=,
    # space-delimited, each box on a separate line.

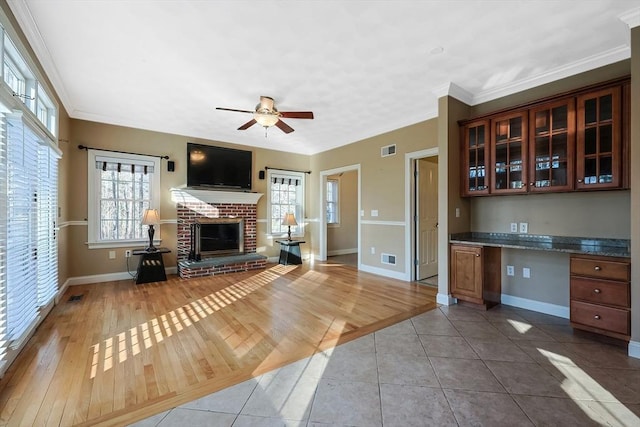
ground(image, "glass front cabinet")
xmin=491 ymin=111 xmax=528 ymax=194
xmin=462 ymin=120 xmax=490 ymax=196
xmin=528 ymin=99 xmax=575 ymax=193
xmin=459 ymin=80 xmax=626 ymax=197
xmin=576 ymin=87 xmax=621 ymax=190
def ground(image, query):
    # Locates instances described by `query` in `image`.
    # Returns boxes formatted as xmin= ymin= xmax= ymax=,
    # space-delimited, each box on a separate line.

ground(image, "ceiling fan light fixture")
xmin=254 ymin=112 xmax=279 ymax=127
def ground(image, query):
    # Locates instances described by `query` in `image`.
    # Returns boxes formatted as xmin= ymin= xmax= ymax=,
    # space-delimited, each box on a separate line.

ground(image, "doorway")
xmin=415 ymin=157 xmax=439 ymax=283
xmin=404 ymin=147 xmax=438 ymax=283
xmin=318 ymin=164 xmax=361 ymax=266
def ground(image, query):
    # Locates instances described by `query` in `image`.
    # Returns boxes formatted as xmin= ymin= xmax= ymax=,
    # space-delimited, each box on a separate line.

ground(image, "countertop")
xmin=449 ymin=232 xmax=630 ymax=258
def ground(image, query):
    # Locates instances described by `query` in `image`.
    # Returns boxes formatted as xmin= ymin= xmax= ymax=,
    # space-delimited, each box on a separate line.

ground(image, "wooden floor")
xmin=0 ymin=260 xmax=437 ymax=426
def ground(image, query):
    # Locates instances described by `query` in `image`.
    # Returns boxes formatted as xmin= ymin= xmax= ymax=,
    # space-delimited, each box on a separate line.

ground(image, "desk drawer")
xmin=570 ymin=277 xmax=630 ymax=308
xmin=570 ymin=256 xmax=629 ymax=281
xmin=570 ymin=300 xmax=629 ymax=336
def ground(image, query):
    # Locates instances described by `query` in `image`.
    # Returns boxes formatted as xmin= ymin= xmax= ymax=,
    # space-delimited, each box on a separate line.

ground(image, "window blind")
xmin=0 ymin=113 xmax=59 ymax=375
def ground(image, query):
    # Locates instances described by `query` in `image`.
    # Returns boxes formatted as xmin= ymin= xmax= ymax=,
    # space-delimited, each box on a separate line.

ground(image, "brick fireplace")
xmin=172 ymin=189 xmax=267 ymax=278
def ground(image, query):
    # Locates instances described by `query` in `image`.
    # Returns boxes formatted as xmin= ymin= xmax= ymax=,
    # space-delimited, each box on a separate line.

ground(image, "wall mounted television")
xmin=186 ymin=143 xmax=252 ymax=190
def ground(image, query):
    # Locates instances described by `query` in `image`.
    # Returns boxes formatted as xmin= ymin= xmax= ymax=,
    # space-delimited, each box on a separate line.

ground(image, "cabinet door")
xmin=528 ymin=99 xmax=575 ymax=192
xmin=576 ymin=87 xmax=621 ymax=189
xmin=461 ymin=120 xmax=490 ymax=196
xmin=491 ymin=111 xmax=528 ymax=194
xmin=450 ymin=245 xmax=483 ymax=301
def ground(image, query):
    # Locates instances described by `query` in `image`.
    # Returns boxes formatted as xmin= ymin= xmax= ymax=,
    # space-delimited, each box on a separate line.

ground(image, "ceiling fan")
xmin=216 ymin=96 xmax=314 ymax=134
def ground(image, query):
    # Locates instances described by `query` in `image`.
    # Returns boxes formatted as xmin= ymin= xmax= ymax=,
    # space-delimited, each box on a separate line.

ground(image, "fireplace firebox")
xmin=189 ymin=218 xmax=244 ymax=260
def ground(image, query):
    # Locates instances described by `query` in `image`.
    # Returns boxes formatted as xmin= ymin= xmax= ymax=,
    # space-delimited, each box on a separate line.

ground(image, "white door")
xmin=417 ymin=158 xmax=438 ymax=280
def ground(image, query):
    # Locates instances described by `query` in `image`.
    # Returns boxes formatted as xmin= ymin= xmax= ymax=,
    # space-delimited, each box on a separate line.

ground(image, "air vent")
xmin=381 ymin=253 xmax=396 ymax=265
xmin=381 ymin=144 xmax=396 ymax=157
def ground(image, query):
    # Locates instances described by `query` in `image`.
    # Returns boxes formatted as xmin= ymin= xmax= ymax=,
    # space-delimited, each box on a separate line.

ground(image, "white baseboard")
xmin=359 ymin=263 xmax=408 ymax=281
xmin=55 ymin=278 xmax=72 ymax=303
xmin=437 ymin=293 xmax=456 ymax=306
xmin=66 ymin=267 xmax=177 ymax=287
xmin=501 ymin=294 xmax=569 ymax=319
xmin=628 ymin=340 xmax=640 ymax=360
xmin=327 ymin=248 xmax=358 ymax=256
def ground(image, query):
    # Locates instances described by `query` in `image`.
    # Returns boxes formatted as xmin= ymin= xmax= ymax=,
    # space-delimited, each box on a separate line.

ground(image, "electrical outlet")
xmin=371 ymin=209 xmax=379 ymax=217
xmin=519 ymin=222 xmax=528 ymax=233
xmin=510 ymin=223 xmax=518 ymax=233
xmin=125 ymin=250 xmax=132 ymax=258
xmin=108 ymin=250 xmax=116 ymax=260
xmin=507 ymin=265 xmax=515 ymax=276
xmin=523 ymin=267 xmax=531 ymax=279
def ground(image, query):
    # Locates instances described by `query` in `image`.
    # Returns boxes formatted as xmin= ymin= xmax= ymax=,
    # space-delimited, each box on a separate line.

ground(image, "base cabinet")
xmin=450 ymin=244 xmax=501 ymax=309
xmin=570 ymin=254 xmax=630 ymax=340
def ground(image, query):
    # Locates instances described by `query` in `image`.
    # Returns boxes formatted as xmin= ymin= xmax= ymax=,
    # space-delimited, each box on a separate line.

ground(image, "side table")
xmin=133 ymin=247 xmax=171 ymax=284
xmin=276 ymin=240 xmax=305 ymax=265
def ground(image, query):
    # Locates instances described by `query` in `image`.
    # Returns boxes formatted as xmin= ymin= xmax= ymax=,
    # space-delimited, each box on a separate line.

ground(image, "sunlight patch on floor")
xmin=507 ymin=319 xmax=532 ymax=334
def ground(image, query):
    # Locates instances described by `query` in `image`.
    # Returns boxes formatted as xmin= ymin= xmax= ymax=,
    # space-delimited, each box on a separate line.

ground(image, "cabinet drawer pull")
xmin=530 ymin=182 xmax=535 ymax=187
xmin=593 ymin=288 xmax=601 ymax=294
xmin=594 ymin=266 xmax=602 ymax=271
xmin=475 ymin=254 xmax=480 ymax=257
xmin=578 ymin=179 xmax=583 ymax=183
xmin=594 ymin=315 xmax=601 ymax=320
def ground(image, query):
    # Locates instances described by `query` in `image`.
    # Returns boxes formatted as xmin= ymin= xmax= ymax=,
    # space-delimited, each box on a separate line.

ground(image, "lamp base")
xmin=146 ymin=225 xmax=157 ymax=252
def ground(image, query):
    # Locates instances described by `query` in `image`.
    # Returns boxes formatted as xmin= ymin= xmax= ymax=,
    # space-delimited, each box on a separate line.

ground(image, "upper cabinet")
xmin=462 ymin=120 xmax=490 ymax=196
xmin=460 ymin=79 xmax=627 ymax=197
xmin=529 ymin=98 xmax=575 ymax=193
xmin=576 ymin=87 xmax=621 ymax=190
xmin=491 ymin=111 xmax=528 ymax=194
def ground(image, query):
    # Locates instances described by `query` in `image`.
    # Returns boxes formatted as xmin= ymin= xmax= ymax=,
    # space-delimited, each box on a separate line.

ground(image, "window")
xmin=1 ymin=26 xmax=57 ymax=136
xmin=87 ymin=150 xmax=160 ymax=248
xmin=1 ymin=112 xmax=59 ymax=375
xmin=267 ymin=170 xmax=305 ymax=237
xmin=326 ymin=178 xmax=339 ymax=225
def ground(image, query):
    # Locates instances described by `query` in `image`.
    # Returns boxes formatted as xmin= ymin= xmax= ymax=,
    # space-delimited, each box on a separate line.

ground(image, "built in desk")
xmin=132 ymin=247 xmax=171 ymax=284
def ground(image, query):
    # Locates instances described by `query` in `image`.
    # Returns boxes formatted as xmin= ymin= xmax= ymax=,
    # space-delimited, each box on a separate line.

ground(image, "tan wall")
xmin=310 ymin=119 xmax=438 ymax=273
xmin=67 ymin=119 xmax=310 ymax=277
xmin=327 ymin=170 xmax=358 ymax=254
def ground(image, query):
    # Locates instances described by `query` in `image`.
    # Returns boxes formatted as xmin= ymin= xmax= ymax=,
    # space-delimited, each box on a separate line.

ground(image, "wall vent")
xmin=381 ymin=144 xmax=396 ymax=157
xmin=381 ymin=253 xmax=397 ymax=265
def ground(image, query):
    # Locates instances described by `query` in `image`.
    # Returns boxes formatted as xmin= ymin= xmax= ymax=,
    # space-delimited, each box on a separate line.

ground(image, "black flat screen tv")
xmin=187 ymin=143 xmax=252 ymax=190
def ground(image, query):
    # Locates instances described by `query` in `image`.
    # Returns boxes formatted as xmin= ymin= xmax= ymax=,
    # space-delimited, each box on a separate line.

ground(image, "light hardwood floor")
xmin=0 ymin=260 xmax=436 ymax=426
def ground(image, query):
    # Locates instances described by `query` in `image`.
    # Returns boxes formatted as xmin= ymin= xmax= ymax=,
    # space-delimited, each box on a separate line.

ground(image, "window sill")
xmin=86 ymin=239 xmax=161 ymax=250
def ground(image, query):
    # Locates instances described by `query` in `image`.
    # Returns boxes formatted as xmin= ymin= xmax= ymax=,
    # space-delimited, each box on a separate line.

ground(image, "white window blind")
xmin=0 ymin=112 xmax=59 ymax=375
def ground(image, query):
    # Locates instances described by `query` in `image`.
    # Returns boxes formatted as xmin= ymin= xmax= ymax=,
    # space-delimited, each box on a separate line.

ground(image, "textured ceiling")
xmin=7 ymin=1 xmax=639 ymax=155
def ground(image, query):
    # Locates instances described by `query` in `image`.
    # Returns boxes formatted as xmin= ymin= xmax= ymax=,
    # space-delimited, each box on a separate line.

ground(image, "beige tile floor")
xmin=130 ymin=304 xmax=640 ymax=427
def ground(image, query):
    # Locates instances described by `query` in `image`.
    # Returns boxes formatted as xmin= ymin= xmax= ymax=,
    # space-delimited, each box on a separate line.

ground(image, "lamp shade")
xmin=282 ymin=213 xmax=298 ymax=226
xmin=141 ymin=209 xmax=160 ymax=225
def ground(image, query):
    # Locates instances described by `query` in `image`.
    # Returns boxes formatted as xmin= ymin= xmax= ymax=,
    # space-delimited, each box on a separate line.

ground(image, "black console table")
xmin=276 ymin=240 xmax=305 ymax=265
xmin=133 ymin=248 xmax=171 ymax=284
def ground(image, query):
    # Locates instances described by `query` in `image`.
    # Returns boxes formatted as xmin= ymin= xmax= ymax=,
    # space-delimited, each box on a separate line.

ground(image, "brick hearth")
xmin=174 ymin=190 xmax=266 ymax=278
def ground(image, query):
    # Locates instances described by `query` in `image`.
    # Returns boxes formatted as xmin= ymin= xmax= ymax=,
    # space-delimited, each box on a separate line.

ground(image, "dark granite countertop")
xmin=449 ymin=232 xmax=630 ymax=258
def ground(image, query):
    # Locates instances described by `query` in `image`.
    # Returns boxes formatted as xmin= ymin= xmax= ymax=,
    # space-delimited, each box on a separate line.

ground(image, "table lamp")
xmin=282 ymin=213 xmax=298 ymax=241
xmin=141 ymin=208 xmax=160 ymax=251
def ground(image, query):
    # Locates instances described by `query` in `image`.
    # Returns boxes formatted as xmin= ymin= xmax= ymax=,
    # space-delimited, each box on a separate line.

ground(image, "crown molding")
xmin=432 ymin=82 xmax=474 ymax=105
xmin=471 ymin=45 xmax=630 ymax=105
xmin=619 ymin=8 xmax=640 ymax=28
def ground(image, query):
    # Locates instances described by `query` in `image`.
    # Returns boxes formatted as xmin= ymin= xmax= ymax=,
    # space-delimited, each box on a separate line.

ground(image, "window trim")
xmin=326 ymin=178 xmax=340 ymax=227
xmin=266 ymin=169 xmax=305 ymax=239
xmin=87 ymin=149 xmax=161 ymax=249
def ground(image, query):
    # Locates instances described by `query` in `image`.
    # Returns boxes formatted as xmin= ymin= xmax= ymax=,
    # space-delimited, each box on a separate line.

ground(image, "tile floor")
xmin=130 ymin=304 xmax=640 ymax=427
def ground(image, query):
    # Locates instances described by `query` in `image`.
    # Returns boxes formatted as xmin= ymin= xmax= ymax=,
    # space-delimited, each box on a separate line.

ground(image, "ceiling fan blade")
xmin=279 ymin=111 xmax=314 ymax=119
xmin=238 ymin=119 xmax=257 ymax=130
xmin=275 ymin=119 xmax=294 ymax=134
xmin=216 ymin=107 xmax=254 ymax=114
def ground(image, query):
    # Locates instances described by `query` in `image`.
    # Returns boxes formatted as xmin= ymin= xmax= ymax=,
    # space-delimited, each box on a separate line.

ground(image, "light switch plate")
xmin=519 ymin=222 xmax=528 ymax=233
xmin=371 ymin=209 xmax=379 ymax=217
xmin=507 ymin=265 xmax=515 ymax=276
xmin=523 ymin=267 xmax=531 ymax=278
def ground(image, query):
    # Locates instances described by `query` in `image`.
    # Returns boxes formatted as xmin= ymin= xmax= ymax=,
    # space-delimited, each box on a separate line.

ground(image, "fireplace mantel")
xmin=171 ymin=188 xmax=263 ymax=205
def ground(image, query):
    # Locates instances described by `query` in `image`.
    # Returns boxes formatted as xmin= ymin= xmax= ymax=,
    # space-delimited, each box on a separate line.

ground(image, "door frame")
xmin=318 ymin=164 xmax=361 ymax=265
xmin=404 ymin=148 xmax=438 ymax=281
